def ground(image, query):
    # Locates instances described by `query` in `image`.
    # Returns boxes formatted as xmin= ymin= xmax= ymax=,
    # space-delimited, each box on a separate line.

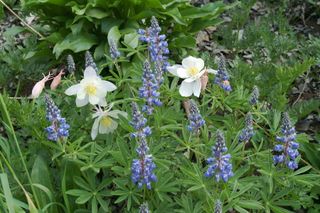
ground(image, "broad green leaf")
xmin=86 ymin=8 xmax=109 ymax=19
xmin=161 ymin=8 xmax=187 ymax=25
xmin=53 ymin=33 xmax=97 ymax=58
xmin=108 ymin=26 xmax=121 ymax=45
xmin=124 ymin=32 xmax=139 ymax=49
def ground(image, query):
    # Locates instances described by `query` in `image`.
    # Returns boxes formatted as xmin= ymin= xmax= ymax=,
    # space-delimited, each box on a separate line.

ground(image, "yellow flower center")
xmin=85 ymin=84 xmax=97 ymax=95
xmin=188 ymin=67 xmax=199 ymax=76
xmin=100 ymin=116 xmax=112 ymax=127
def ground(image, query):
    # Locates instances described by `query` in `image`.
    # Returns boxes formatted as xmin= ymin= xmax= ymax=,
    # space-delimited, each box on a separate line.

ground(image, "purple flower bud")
xmin=214 ymin=55 xmax=232 ymax=91
xmin=187 ymin=100 xmax=205 ymax=133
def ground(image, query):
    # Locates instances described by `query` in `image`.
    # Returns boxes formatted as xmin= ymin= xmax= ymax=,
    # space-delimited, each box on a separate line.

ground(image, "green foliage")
xmin=21 ymin=0 xmax=234 ymax=58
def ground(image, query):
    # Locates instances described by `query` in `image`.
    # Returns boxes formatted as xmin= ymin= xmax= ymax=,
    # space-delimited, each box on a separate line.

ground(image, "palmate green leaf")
xmin=299 ymin=138 xmax=320 ymax=169
xmin=53 ymin=33 xmax=97 ymax=58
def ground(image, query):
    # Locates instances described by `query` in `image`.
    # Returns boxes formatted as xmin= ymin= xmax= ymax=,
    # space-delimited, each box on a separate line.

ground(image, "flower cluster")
xmin=85 ymin=51 xmax=98 ymax=72
xmin=273 ymin=112 xmax=300 ymax=170
xmin=187 ymin=99 xmax=205 ymax=133
xmin=109 ymin=40 xmax=120 ymax=60
xmin=138 ymin=16 xmax=169 ymax=72
xmin=214 ymin=55 xmax=232 ymax=91
xmin=239 ymin=112 xmax=254 ymax=143
xmin=139 ymin=61 xmax=162 ymax=115
xmin=249 ymin=86 xmax=259 ymax=105
xmin=67 ymin=54 xmax=75 ymax=74
xmin=130 ymin=102 xmax=157 ymax=189
xmin=205 ymin=130 xmax=233 ymax=182
xmin=45 ymin=95 xmax=70 ymax=141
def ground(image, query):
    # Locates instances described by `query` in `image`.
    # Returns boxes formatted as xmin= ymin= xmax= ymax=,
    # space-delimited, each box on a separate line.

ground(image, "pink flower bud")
xmin=31 ymin=74 xmax=51 ymax=99
xmin=50 ymin=70 xmax=64 ymax=90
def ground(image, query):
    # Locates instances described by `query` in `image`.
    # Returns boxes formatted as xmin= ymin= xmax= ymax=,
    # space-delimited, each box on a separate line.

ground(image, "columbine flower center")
xmin=188 ymin=67 xmax=199 ymax=76
xmin=101 ymin=116 xmax=112 ymax=127
xmin=85 ymin=84 xmax=97 ymax=95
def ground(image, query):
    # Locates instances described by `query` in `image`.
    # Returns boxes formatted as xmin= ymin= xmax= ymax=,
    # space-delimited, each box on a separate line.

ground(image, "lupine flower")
xmin=91 ymin=104 xmax=127 ymax=140
xmin=109 ymin=40 xmax=120 ymax=59
xmin=214 ymin=200 xmax=222 ymax=213
xmin=130 ymin=102 xmax=152 ymax=138
xmin=239 ymin=112 xmax=254 ymax=143
xmin=65 ymin=66 xmax=116 ymax=107
xmin=31 ymin=73 xmax=51 ymax=99
xmin=187 ymin=99 xmax=205 ymax=133
xmin=67 ymin=54 xmax=75 ymax=74
xmin=168 ymin=56 xmax=217 ymax=97
xmin=50 ymin=70 xmax=64 ymax=90
xmin=273 ymin=112 xmax=299 ymax=170
xmin=139 ymin=61 xmax=162 ymax=115
xmin=138 ymin=16 xmax=169 ymax=72
xmin=205 ymin=130 xmax=233 ymax=182
xmin=249 ymin=85 xmax=259 ymax=105
xmin=45 ymin=95 xmax=70 ymax=141
xmin=85 ymin=51 xmax=98 ymax=72
xmin=139 ymin=202 xmax=150 ymax=213
xmin=214 ymin=55 xmax=232 ymax=91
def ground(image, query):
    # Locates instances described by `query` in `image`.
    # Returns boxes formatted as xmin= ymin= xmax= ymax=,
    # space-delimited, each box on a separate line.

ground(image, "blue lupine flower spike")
xmin=45 ymin=95 xmax=70 ymax=142
xmin=131 ymin=154 xmax=157 ymax=189
xmin=187 ymin=99 xmax=205 ymax=133
xmin=214 ymin=55 xmax=232 ymax=91
xmin=130 ymin=102 xmax=152 ymax=138
xmin=85 ymin=51 xmax=98 ymax=72
xmin=109 ymin=40 xmax=120 ymax=60
xmin=273 ymin=112 xmax=299 ymax=170
xmin=138 ymin=16 xmax=169 ymax=73
xmin=139 ymin=60 xmax=162 ymax=115
xmin=239 ymin=112 xmax=254 ymax=143
xmin=205 ymin=130 xmax=233 ymax=182
xmin=249 ymin=86 xmax=259 ymax=106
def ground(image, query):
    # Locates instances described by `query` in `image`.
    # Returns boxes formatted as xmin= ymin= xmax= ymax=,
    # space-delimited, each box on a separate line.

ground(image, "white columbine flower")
xmin=65 ymin=66 xmax=116 ymax=107
xmin=91 ymin=105 xmax=127 ymax=140
xmin=167 ymin=56 xmax=217 ymax=97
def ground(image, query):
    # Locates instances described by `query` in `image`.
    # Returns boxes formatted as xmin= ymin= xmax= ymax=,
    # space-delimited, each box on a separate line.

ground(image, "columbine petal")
xmin=89 ymin=95 xmax=100 ymax=105
xmin=109 ymin=110 xmax=128 ymax=119
xmin=76 ymin=96 xmax=88 ymax=107
xmin=167 ymin=65 xmax=183 ymax=76
xmin=182 ymin=56 xmax=204 ymax=71
xmin=193 ymin=79 xmax=201 ymax=97
xmin=91 ymin=117 xmax=100 ymax=140
xmin=177 ymin=68 xmax=190 ymax=79
xmin=101 ymin=81 xmax=117 ymax=92
xmin=207 ymin=68 xmax=218 ymax=74
xmin=84 ymin=66 xmax=97 ymax=78
xmin=65 ymin=84 xmax=81 ymax=96
xmin=179 ymin=80 xmax=195 ymax=97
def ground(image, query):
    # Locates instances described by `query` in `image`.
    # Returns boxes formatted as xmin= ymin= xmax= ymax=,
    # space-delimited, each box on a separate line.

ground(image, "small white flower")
xmin=91 ymin=105 xmax=127 ymax=140
xmin=167 ymin=56 xmax=217 ymax=97
xmin=65 ymin=66 xmax=116 ymax=107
